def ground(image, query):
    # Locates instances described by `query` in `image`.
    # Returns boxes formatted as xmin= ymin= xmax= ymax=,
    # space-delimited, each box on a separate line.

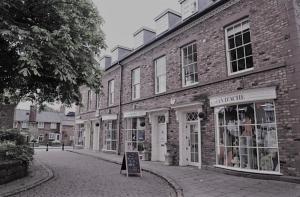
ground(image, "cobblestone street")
xmin=12 ymin=150 xmax=175 ymax=197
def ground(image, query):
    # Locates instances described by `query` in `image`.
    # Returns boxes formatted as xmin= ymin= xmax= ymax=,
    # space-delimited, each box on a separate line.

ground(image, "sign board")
xmin=209 ymin=87 xmax=277 ymax=107
xmin=120 ymin=151 xmax=142 ymax=177
xmin=123 ymin=111 xmax=146 ymax=118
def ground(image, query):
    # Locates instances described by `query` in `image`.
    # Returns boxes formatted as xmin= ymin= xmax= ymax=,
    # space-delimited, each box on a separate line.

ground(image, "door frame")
xmin=149 ymin=110 xmax=169 ymax=162
xmin=185 ymin=121 xmax=200 ymax=166
xmin=173 ymin=103 xmax=202 ymax=168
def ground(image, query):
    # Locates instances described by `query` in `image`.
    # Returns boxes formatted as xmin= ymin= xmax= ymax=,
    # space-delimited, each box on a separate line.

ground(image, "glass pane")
xmin=238 ymin=59 xmax=246 ymax=71
xmin=132 ymin=130 xmax=137 ymax=141
xmin=138 ymin=130 xmax=145 ymax=141
xmin=219 ymin=127 xmax=225 ymax=145
xmin=239 ymin=126 xmax=256 ymax=147
xmin=225 ymin=105 xmax=238 ymax=125
xmin=138 ymin=143 xmax=144 ymax=152
xmin=246 ymin=57 xmax=253 ymax=69
xmin=256 ymin=102 xmax=275 ymax=124
xmin=231 ymin=61 xmax=238 ymax=72
xmin=218 ymin=107 xmax=225 ymax=126
xmin=106 ymin=141 xmax=111 ymax=150
xmin=112 ymin=130 xmax=117 ymax=140
xmin=238 ymin=103 xmax=255 ymax=124
xmin=228 ymin=36 xmax=235 ymax=49
xmin=227 ymin=147 xmax=240 ymax=168
xmin=230 ymin=50 xmax=237 ymax=61
xmin=225 ymin=125 xmax=239 ymax=146
xmin=259 ymin=148 xmax=279 ymax=172
xmin=237 ymin=47 xmax=245 ymax=59
xmin=111 ymin=141 xmax=117 ymax=150
xmin=257 ymin=124 xmax=277 ymax=147
xmin=240 ymin=148 xmax=257 ymax=169
xmin=235 ymin=33 xmax=243 ymax=47
xmin=245 ymin=44 xmax=252 ymax=56
xmin=217 ymin=146 xmax=226 ymax=165
xmin=243 ymin=31 xmax=251 ymax=44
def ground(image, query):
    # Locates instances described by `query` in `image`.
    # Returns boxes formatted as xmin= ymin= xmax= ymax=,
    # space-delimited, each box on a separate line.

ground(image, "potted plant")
xmin=142 ymin=141 xmax=151 ymax=161
xmin=164 ymin=142 xmax=175 ymax=166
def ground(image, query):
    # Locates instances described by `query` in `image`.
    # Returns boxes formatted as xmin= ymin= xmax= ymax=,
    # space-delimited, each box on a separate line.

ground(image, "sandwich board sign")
xmin=120 ymin=151 xmax=142 ymax=177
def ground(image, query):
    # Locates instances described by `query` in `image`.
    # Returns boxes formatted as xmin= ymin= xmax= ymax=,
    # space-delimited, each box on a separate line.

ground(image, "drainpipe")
xmin=118 ymin=62 xmax=123 ymax=155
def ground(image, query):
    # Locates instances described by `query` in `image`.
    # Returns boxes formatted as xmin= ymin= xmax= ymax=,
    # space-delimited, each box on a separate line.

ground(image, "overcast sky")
xmin=17 ymin=0 xmax=180 ymax=111
xmin=93 ymin=0 xmax=180 ymax=54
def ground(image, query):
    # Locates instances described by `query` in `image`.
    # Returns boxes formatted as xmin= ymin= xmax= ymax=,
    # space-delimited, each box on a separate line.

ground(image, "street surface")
xmin=12 ymin=150 xmax=175 ymax=197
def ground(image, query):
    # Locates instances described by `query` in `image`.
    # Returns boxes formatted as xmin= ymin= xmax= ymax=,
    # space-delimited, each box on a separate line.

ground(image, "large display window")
xmin=125 ymin=117 xmax=146 ymax=153
xmin=216 ymin=101 xmax=279 ymax=173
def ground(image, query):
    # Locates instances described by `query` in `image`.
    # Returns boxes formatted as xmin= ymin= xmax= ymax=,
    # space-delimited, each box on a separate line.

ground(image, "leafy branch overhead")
xmin=0 ymin=0 xmax=106 ymax=106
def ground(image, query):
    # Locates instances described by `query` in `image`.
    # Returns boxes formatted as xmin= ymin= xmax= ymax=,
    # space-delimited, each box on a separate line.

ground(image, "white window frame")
xmin=225 ymin=18 xmax=254 ymax=76
xmin=103 ymin=120 xmax=118 ymax=151
xmin=21 ymin=122 xmax=28 ymax=129
xmin=125 ymin=117 xmax=145 ymax=153
xmin=108 ymin=80 xmax=115 ymax=106
xmin=50 ymin=123 xmax=57 ymax=129
xmin=38 ymin=122 xmax=44 ymax=129
xmin=95 ymin=93 xmax=100 ymax=109
xmin=155 ymin=56 xmax=167 ymax=94
xmin=181 ymin=42 xmax=198 ymax=87
xmin=131 ymin=67 xmax=141 ymax=100
xmin=49 ymin=133 xmax=55 ymax=140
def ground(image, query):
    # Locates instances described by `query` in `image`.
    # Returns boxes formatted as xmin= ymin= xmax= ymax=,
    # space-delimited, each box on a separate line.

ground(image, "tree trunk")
xmin=0 ymin=104 xmax=17 ymax=130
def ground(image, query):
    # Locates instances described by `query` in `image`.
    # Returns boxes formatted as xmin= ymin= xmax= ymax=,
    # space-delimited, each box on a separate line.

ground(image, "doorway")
xmin=185 ymin=121 xmax=199 ymax=166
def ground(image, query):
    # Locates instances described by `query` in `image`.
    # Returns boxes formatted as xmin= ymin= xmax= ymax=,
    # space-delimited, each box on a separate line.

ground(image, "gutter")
xmin=117 ymin=62 xmax=123 ymax=155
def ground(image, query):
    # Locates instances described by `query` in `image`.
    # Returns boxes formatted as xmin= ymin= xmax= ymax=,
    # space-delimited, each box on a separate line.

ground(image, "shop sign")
xmin=120 ymin=151 xmax=142 ymax=177
xmin=123 ymin=111 xmax=146 ymax=118
xmin=209 ymin=87 xmax=277 ymax=107
xmin=101 ymin=114 xmax=118 ymax=121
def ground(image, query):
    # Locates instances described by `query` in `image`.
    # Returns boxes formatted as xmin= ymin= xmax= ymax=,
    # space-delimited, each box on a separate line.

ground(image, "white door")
xmin=186 ymin=122 xmax=199 ymax=166
xmin=158 ymin=122 xmax=167 ymax=161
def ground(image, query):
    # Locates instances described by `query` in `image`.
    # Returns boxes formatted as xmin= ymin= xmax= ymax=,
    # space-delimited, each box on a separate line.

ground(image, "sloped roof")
xmin=14 ymin=109 xmax=63 ymax=123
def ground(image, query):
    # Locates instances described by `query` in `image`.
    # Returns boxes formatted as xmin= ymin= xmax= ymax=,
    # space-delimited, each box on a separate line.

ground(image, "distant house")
xmin=14 ymin=106 xmax=75 ymax=146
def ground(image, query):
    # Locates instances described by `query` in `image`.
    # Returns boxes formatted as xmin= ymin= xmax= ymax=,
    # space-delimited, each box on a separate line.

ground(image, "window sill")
xmin=214 ymin=165 xmax=282 ymax=175
xmin=228 ymin=67 xmax=254 ymax=76
xmin=182 ymin=82 xmax=199 ymax=88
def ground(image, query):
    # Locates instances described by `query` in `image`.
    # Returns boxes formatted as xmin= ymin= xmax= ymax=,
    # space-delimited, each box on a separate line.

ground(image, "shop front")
xmin=101 ymin=114 xmax=118 ymax=153
xmin=210 ymin=87 xmax=280 ymax=174
xmin=123 ymin=111 xmax=147 ymax=154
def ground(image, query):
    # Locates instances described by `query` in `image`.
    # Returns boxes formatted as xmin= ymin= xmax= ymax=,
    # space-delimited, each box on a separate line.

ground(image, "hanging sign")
xmin=120 ymin=151 xmax=142 ymax=177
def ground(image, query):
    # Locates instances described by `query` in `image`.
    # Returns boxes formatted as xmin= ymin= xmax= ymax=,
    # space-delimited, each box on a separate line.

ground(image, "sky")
xmin=93 ymin=0 xmax=180 ymax=54
xmin=17 ymin=0 xmax=181 ymax=111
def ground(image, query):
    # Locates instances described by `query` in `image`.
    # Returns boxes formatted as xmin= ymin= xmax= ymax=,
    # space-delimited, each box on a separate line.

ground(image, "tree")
xmin=0 ymin=0 xmax=106 ymax=107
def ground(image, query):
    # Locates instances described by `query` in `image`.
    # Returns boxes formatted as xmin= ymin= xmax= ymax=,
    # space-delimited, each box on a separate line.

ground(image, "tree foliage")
xmin=0 ymin=0 xmax=106 ymax=106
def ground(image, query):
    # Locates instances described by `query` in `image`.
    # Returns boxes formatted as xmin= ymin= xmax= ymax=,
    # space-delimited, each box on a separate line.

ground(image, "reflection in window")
xmin=216 ymin=101 xmax=279 ymax=173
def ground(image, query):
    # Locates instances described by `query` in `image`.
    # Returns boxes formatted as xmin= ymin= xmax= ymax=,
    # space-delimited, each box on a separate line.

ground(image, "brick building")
xmin=75 ymin=0 xmax=300 ymax=177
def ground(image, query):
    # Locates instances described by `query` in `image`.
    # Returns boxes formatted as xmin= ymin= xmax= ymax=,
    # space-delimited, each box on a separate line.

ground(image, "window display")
xmin=125 ymin=117 xmax=146 ymax=152
xmin=216 ymin=101 xmax=279 ymax=173
xmin=104 ymin=120 xmax=117 ymax=151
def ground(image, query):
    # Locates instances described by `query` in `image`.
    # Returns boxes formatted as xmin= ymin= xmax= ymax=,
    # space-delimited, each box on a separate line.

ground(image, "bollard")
xmin=62 ymin=143 xmax=64 ymax=151
xmin=46 ymin=143 xmax=49 ymax=151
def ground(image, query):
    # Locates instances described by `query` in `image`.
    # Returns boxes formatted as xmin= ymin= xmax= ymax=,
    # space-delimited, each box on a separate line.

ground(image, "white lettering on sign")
xmin=209 ymin=87 xmax=277 ymax=107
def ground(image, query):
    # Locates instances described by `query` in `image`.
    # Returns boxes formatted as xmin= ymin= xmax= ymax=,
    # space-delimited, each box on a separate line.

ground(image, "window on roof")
xmin=181 ymin=42 xmax=198 ymax=87
xmin=225 ymin=19 xmax=253 ymax=75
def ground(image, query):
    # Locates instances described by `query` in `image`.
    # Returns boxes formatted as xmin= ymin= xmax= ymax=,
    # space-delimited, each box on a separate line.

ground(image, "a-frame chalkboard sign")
xmin=120 ymin=151 xmax=142 ymax=177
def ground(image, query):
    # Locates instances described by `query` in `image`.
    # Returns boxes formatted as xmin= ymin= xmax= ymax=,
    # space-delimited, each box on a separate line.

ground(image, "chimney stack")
xmin=29 ymin=105 xmax=37 ymax=122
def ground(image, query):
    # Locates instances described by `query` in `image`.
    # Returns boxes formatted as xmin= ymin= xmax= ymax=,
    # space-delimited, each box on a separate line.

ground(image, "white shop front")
xmin=209 ymin=87 xmax=281 ymax=174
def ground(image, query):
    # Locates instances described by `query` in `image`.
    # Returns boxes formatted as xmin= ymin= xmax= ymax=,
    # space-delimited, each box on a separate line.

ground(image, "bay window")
xmin=216 ymin=101 xmax=279 ymax=173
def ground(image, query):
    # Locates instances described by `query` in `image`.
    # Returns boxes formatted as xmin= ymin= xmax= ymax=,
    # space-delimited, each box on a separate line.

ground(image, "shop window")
xmin=125 ymin=117 xmax=145 ymax=153
xmin=103 ymin=120 xmax=117 ymax=151
xmin=155 ymin=56 xmax=167 ymax=94
xmin=181 ymin=43 xmax=198 ymax=87
xmin=132 ymin=67 xmax=141 ymax=100
xmin=216 ymin=101 xmax=279 ymax=173
xmin=225 ymin=19 xmax=253 ymax=75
